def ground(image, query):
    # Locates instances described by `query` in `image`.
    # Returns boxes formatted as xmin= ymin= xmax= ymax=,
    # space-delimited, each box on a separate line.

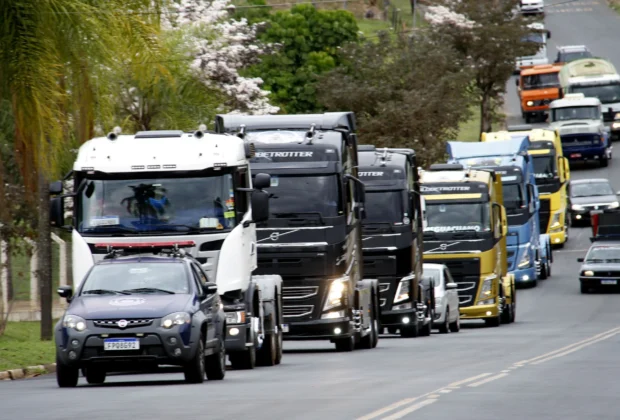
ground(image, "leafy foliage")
xmin=247 ymin=4 xmax=360 ymax=114
xmin=318 ymin=32 xmax=474 ymax=167
xmin=425 ymin=0 xmax=540 ymax=135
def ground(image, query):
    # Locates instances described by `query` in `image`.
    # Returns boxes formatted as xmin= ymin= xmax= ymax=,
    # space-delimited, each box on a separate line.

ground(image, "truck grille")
xmin=561 ymin=134 xmax=599 ymax=148
xmin=92 ymin=319 xmax=153 ymax=328
xmin=441 ymin=258 xmax=481 ymax=308
xmin=539 ymin=197 xmax=551 ymax=233
xmin=282 ymin=286 xmax=318 ymax=300
xmin=282 ymin=305 xmax=314 ymax=318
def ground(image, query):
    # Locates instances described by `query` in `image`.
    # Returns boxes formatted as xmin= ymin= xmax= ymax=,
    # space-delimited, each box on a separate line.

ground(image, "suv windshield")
xmin=571 ymin=182 xmax=614 ymax=197
xmin=523 ymin=72 xmax=559 ymax=90
xmin=364 ymin=190 xmax=405 ymax=224
xmin=81 ymin=262 xmax=189 ymax=295
xmin=78 ymin=174 xmax=237 ymax=234
xmin=570 ymin=84 xmax=620 ymax=104
xmin=259 ymin=174 xmax=341 ymax=217
xmin=585 ymin=246 xmax=620 ymax=262
xmin=552 ymin=106 xmax=600 ymax=121
xmin=425 ymin=202 xmax=491 ymax=233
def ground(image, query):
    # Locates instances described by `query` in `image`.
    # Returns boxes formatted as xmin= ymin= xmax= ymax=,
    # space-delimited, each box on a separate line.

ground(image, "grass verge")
xmin=0 ymin=321 xmax=56 ymax=371
xmin=609 ymin=0 xmax=620 ymax=13
xmin=456 ymin=105 xmax=502 ymax=142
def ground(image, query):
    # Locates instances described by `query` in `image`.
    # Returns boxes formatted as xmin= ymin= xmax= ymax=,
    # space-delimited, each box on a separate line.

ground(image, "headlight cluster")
xmin=582 ymin=270 xmax=594 ymax=277
xmin=161 ymin=312 xmax=191 ymax=329
xmin=323 ymin=277 xmax=349 ymax=311
xmin=63 ymin=314 xmax=87 ymax=332
xmin=518 ymin=250 xmax=531 ymax=269
xmin=549 ymin=212 xmax=563 ymax=231
xmin=572 ymin=204 xmax=583 ymax=211
xmin=610 ymin=202 xmax=620 ymax=209
xmin=478 ymin=275 xmax=496 ymax=302
xmin=394 ymin=279 xmax=410 ymax=304
xmin=225 ymin=311 xmax=247 ymax=325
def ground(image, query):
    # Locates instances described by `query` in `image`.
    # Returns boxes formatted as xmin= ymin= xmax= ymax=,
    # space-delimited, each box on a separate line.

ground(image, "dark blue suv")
xmin=55 ymin=249 xmax=226 ymax=387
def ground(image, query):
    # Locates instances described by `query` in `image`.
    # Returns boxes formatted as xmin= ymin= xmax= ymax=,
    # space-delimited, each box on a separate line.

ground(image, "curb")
xmin=0 ymin=363 xmax=56 ymax=381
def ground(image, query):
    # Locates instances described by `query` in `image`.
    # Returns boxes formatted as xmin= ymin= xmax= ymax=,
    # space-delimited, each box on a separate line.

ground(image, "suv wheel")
xmin=184 ymin=336 xmax=206 ymax=383
xmin=84 ymin=366 xmax=106 ymax=385
xmin=205 ymin=337 xmax=226 ymax=380
xmin=56 ymin=357 xmax=79 ymax=388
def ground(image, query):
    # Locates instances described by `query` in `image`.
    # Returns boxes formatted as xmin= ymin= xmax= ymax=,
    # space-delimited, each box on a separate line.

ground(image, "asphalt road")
xmin=3 ymin=4 xmax=620 ymax=420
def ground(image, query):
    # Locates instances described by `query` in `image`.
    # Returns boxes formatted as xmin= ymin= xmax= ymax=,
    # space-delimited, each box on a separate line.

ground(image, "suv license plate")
xmin=282 ymin=324 xmax=289 ymax=333
xmin=601 ymin=280 xmax=617 ymax=285
xmin=103 ymin=338 xmax=140 ymax=351
xmin=570 ymin=153 xmax=582 ymax=158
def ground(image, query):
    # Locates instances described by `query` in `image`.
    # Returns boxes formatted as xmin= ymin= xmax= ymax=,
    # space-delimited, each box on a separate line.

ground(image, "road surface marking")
xmin=439 ymin=389 xmax=452 ymax=394
xmin=531 ymin=330 xmax=620 ymax=365
xmin=380 ymin=400 xmax=437 ymax=420
xmin=356 ymin=398 xmax=420 ymax=420
xmin=501 ymin=370 xmax=511 ymax=373
xmin=467 ymin=373 xmax=509 ymax=387
xmin=447 ymin=373 xmax=493 ymax=387
xmin=427 ymin=394 xmax=440 ymax=399
xmin=513 ymin=326 xmax=620 ymax=366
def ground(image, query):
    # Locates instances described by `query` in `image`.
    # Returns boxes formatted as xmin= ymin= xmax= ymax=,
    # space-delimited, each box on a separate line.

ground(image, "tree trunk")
xmin=37 ymin=172 xmax=53 ymax=341
xmin=6 ymin=241 xmax=13 ymax=300
xmin=479 ymin=94 xmax=493 ymax=139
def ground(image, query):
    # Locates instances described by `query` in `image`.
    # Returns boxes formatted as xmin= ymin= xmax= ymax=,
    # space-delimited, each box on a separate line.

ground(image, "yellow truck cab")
xmin=420 ymin=164 xmax=515 ymax=326
xmin=491 ymin=126 xmax=571 ymax=247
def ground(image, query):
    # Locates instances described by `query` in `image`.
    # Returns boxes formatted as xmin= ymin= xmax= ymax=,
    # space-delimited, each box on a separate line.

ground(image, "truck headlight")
xmin=63 ymin=314 xmax=87 ymax=332
xmin=549 ymin=212 xmax=562 ymax=230
xmin=583 ymin=270 xmax=594 ymax=277
xmin=478 ymin=275 xmax=495 ymax=300
xmin=161 ymin=312 xmax=191 ymax=328
xmin=609 ymin=202 xmax=619 ymax=209
xmin=393 ymin=278 xmax=411 ymax=304
xmin=526 ymin=101 xmax=534 ymax=106
xmin=572 ymin=204 xmax=583 ymax=210
xmin=518 ymin=252 xmax=531 ymax=269
xmin=323 ymin=277 xmax=348 ymax=311
xmin=477 ymin=298 xmax=495 ymax=306
xmin=224 ymin=311 xmax=246 ymax=325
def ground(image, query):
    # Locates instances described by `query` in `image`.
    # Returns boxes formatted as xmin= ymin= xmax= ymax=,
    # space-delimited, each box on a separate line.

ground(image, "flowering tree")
xmin=425 ymin=0 xmax=538 ymax=136
xmin=163 ymin=0 xmax=279 ymax=115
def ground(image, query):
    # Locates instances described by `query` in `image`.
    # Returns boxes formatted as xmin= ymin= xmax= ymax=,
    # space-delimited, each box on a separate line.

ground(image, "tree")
xmin=317 ymin=32 xmax=473 ymax=167
xmin=0 ymin=0 xmax=166 ymax=340
xmin=247 ymin=4 xmax=360 ymax=114
xmin=425 ymin=0 xmax=539 ymax=136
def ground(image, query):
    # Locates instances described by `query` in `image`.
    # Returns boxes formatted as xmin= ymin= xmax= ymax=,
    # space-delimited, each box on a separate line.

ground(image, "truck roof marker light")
xmin=107 ymin=126 xmax=122 ymax=141
xmin=94 ymin=241 xmax=197 ymax=249
xmin=305 ymin=123 xmax=316 ymax=144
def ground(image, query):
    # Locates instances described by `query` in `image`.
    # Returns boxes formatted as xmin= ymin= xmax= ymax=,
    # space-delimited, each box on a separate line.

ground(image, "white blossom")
xmin=425 ymin=5 xmax=477 ymax=29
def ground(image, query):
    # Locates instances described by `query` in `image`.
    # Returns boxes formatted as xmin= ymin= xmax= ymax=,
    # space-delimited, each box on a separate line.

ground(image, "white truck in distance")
xmin=515 ymin=22 xmax=551 ymax=73
xmin=48 ymin=128 xmax=284 ymax=369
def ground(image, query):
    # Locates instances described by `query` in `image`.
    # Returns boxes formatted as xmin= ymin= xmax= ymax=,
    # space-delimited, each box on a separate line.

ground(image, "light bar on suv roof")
xmin=94 ymin=241 xmax=197 ymax=249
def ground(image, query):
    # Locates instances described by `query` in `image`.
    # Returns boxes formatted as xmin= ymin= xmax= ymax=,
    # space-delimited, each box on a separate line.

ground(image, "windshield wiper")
xmin=585 ymin=259 xmax=604 ymax=263
xmin=83 ymin=225 xmax=139 ymax=233
xmin=83 ymin=289 xmax=130 ymax=295
xmin=121 ymin=287 xmax=175 ymax=295
xmin=272 ymin=212 xmax=325 ymax=224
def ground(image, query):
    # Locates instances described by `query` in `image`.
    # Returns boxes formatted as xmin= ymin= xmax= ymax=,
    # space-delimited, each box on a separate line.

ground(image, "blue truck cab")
xmin=447 ymin=137 xmax=552 ymax=287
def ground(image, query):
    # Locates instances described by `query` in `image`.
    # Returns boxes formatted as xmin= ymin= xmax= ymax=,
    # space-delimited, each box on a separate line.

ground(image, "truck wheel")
xmin=539 ymin=261 xmax=548 ymax=280
xmin=256 ymin=332 xmax=276 ymax=366
xmin=485 ymin=314 xmax=501 ymax=327
xmin=400 ymin=321 xmax=419 ymax=338
xmin=601 ymin=156 xmax=609 ymax=167
xmin=84 ymin=366 xmax=106 ymax=385
xmin=334 ymin=335 xmax=355 ymax=352
xmin=501 ymin=300 xmax=512 ymax=324
xmin=56 ymin=357 xmax=79 ymax=388
xmin=438 ymin=308 xmax=449 ymax=334
xmin=274 ymin=325 xmax=283 ymax=365
xmin=183 ymin=336 xmax=206 ymax=383
xmin=229 ymin=345 xmax=256 ymax=370
xmin=359 ymin=302 xmax=378 ymax=349
xmin=205 ymin=337 xmax=226 ymax=380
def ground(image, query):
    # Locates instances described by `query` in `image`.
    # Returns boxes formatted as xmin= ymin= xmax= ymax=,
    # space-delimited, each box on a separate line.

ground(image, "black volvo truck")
xmin=357 ymin=146 xmax=433 ymax=337
xmin=215 ymin=112 xmax=380 ymax=352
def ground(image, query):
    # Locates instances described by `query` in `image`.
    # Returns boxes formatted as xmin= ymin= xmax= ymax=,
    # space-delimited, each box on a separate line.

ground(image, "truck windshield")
xmin=570 ymin=84 xmax=620 ymax=104
xmin=364 ymin=190 xmax=404 ymax=223
xmin=551 ymin=106 xmax=600 ymax=121
xmin=503 ymin=183 xmax=526 ymax=212
xmin=81 ymin=262 xmax=189 ymax=295
xmin=532 ymin=154 xmax=557 ymax=180
xmin=522 ymin=72 xmax=559 ymax=90
xmin=559 ymin=51 xmax=591 ymax=63
xmin=424 ymin=202 xmax=491 ymax=233
xmin=77 ymin=175 xmax=237 ymax=234
xmin=263 ymin=174 xmax=341 ymax=217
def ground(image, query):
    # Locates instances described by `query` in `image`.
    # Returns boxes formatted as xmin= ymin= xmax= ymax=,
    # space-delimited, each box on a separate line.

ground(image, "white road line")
xmin=447 ymin=373 xmax=493 ymax=387
xmin=513 ymin=326 xmax=620 ymax=366
xmin=380 ymin=400 xmax=437 ymax=420
xmin=439 ymin=390 xmax=452 ymax=394
xmin=531 ymin=331 xmax=620 ymax=365
xmin=554 ymin=249 xmax=589 ymax=253
xmin=467 ymin=373 xmax=509 ymax=387
xmin=356 ymin=398 xmax=419 ymax=420
xmin=501 ymin=370 xmax=511 ymax=373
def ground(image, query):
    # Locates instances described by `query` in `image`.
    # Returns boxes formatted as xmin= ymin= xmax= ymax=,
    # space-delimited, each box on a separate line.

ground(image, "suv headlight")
xmin=323 ymin=277 xmax=348 ymax=311
xmin=582 ymin=270 xmax=594 ymax=277
xmin=478 ymin=275 xmax=496 ymax=300
xmin=572 ymin=204 xmax=583 ymax=210
xmin=161 ymin=312 xmax=191 ymax=328
xmin=609 ymin=202 xmax=619 ymax=209
xmin=393 ymin=279 xmax=411 ymax=304
xmin=518 ymin=251 xmax=531 ymax=268
xmin=225 ymin=311 xmax=246 ymax=325
xmin=63 ymin=314 xmax=87 ymax=332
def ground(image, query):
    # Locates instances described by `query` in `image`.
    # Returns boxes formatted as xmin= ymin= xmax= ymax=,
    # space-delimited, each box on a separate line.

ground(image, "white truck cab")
xmin=515 ymin=22 xmax=551 ymax=73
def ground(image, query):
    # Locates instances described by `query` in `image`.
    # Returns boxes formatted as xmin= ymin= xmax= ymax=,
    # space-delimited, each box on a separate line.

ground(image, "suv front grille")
xmin=93 ymin=319 xmax=153 ymax=328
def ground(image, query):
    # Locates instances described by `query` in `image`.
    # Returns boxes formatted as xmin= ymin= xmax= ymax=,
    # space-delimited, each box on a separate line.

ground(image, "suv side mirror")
xmin=577 ymin=257 xmax=584 ymax=262
xmin=250 ymin=190 xmax=270 ymax=223
xmin=446 ymin=282 xmax=458 ymax=290
xmin=202 ymin=282 xmax=218 ymax=295
xmin=253 ymin=173 xmax=271 ymax=190
xmin=57 ymin=285 xmax=73 ymax=301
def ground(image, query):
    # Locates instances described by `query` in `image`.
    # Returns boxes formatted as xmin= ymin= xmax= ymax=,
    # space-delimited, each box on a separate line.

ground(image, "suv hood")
xmin=68 ymin=294 xmax=193 ymax=320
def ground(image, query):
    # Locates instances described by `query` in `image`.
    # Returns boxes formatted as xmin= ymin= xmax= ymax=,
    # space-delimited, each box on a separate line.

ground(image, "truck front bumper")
xmin=380 ymin=307 xmax=418 ymax=327
xmin=282 ymin=317 xmax=353 ymax=341
xmin=459 ymin=303 xmax=500 ymax=320
xmin=510 ymin=266 xmax=537 ymax=284
xmin=225 ymin=323 xmax=252 ymax=353
xmin=564 ymin=147 xmax=610 ymax=162
xmin=549 ymin=229 xmax=567 ymax=245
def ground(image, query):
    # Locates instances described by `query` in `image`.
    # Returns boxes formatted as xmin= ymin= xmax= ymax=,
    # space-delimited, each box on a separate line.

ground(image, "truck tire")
xmin=256 ymin=332 xmax=276 ymax=366
xmin=539 ymin=261 xmax=548 ymax=279
xmin=335 ymin=335 xmax=355 ymax=352
xmin=56 ymin=357 xmax=79 ymax=388
xmin=229 ymin=343 xmax=256 ymax=370
xmin=400 ymin=319 xmax=419 ymax=337
xmin=84 ymin=366 xmax=106 ymax=385
xmin=205 ymin=337 xmax=226 ymax=380
xmin=359 ymin=299 xmax=378 ymax=349
xmin=485 ymin=314 xmax=501 ymax=327
xmin=274 ymin=296 xmax=283 ymax=365
xmin=449 ymin=314 xmax=460 ymax=332
xmin=183 ymin=336 xmax=206 ymax=383
xmin=601 ymin=156 xmax=609 ymax=167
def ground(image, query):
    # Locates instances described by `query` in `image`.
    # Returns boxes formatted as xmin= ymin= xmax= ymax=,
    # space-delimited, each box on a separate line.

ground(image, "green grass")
xmin=0 ymin=321 xmax=56 ymax=371
xmin=456 ymin=105 xmax=501 ymax=142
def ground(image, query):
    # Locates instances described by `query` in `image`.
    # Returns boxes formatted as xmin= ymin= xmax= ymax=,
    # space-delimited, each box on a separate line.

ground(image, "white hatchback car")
xmin=423 ymin=263 xmax=460 ymax=334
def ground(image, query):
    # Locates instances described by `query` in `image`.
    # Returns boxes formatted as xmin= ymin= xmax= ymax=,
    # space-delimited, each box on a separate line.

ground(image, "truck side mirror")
xmin=515 ymin=78 xmax=519 ymax=87
xmin=50 ymin=197 xmax=64 ymax=228
xmin=49 ymin=181 xmax=63 ymax=195
xmin=577 ymin=257 xmax=584 ymax=262
xmin=250 ymin=190 xmax=270 ymax=223
xmin=253 ymin=173 xmax=271 ymax=190
xmin=57 ymin=285 xmax=73 ymax=301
